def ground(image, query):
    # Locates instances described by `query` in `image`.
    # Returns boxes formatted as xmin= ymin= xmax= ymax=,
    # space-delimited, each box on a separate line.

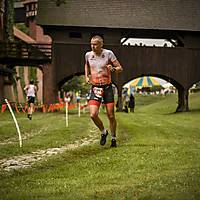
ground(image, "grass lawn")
xmin=0 ymin=93 xmax=199 ymax=200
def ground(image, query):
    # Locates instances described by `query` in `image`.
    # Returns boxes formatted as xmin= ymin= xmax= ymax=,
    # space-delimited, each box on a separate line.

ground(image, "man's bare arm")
xmin=107 ymin=60 xmax=123 ymax=72
xmin=85 ymin=62 xmax=90 ymax=84
xmin=24 ymin=85 xmax=28 ymax=91
xmin=24 ymin=85 xmax=29 ymax=94
xmin=113 ymin=60 xmax=123 ymax=72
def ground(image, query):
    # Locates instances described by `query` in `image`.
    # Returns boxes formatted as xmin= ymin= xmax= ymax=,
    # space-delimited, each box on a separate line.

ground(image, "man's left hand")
xmin=106 ymin=64 xmax=116 ymax=72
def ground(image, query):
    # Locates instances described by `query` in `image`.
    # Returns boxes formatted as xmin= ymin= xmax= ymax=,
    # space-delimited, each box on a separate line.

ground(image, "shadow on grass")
xmin=187 ymin=108 xmax=200 ymax=113
xmin=162 ymin=108 xmax=200 ymax=116
xmin=59 ymin=111 xmax=89 ymax=115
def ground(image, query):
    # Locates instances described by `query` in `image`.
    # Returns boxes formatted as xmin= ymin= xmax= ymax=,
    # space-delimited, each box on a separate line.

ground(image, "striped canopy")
xmin=130 ymin=76 xmax=161 ymax=88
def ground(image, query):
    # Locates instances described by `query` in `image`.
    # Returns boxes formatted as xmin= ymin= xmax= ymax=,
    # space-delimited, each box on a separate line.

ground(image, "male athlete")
xmin=85 ymin=35 xmax=123 ymax=147
xmin=24 ymin=79 xmax=37 ymax=120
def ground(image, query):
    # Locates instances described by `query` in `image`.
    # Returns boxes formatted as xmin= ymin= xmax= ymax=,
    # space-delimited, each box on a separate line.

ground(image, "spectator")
xmin=122 ymin=88 xmax=130 ymax=113
xmin=129 ymin=94 xmax=135 ymax=112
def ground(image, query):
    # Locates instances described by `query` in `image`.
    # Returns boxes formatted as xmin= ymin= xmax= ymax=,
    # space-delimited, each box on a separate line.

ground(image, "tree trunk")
xmin=4 ymin=0 xmax=14 ymax=41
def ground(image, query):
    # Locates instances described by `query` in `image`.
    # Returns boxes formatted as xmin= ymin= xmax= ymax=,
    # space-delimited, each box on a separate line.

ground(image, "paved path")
xmin=0 ymin=135 xmax=98 ymax=171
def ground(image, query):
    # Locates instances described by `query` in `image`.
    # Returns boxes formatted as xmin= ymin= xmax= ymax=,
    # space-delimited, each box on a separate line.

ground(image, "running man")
xmin=85 ymin=35 xmax=123 ymax=147
xmin=24 ymin=79 xmax=37 ymax=120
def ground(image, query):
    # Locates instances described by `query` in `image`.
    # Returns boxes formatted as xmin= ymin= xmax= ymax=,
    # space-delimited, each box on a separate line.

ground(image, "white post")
xmin=66 ymin=101 xmax=68 ymax=127
xmin=5 ymin=99 xmax=22 ymax=148
xmin=78 ymin=102 xmax=80 ymax=117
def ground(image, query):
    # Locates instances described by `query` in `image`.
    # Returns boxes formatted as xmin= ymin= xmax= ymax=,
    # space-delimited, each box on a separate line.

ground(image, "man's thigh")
xmin=89 ymin=104 xmax=100 ymax=115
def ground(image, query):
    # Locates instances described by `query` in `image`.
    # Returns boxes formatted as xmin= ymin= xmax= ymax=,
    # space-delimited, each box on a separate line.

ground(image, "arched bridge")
xmin=44 ymin=43 xmax=200 ymax=112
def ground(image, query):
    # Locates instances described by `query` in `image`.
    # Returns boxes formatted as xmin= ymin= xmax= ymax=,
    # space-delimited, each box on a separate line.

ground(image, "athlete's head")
xmin=91 ymin=35 xmax=103 ymax=54
xmin=30 ymin=79 xmax=34 ymax=84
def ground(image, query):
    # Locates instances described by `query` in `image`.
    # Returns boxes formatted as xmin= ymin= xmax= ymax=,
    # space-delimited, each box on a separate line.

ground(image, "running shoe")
xmin=110 ymin=139 xmax=117 ymax=148
xmin=100 ymin=130 xmax=108 ymax=146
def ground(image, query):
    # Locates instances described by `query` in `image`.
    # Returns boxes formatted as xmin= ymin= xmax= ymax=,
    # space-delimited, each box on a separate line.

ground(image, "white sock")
xmin=102 ymin=129 xmax=107 ymax=135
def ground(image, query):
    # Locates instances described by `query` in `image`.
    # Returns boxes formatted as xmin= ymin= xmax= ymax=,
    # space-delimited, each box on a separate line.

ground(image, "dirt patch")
xmin=0 ymin=135 xmax=98 ymax=171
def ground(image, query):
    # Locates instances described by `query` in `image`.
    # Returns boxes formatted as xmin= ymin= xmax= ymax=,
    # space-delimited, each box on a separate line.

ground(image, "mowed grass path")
xmin=0 ymin=93 xmax=199 ymax=200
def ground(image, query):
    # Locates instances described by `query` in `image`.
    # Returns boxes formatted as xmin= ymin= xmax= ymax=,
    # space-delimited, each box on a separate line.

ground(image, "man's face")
xmin=91 ymin=38 xmax=103 ymax=53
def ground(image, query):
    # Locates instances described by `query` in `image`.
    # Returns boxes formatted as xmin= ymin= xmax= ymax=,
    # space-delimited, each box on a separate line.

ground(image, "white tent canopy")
xmin=162 ymin=82 xmax=174 ymax=88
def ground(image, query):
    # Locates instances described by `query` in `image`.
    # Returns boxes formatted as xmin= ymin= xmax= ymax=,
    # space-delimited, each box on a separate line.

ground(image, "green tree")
xmin=151 ymin=85 xmax=164 ymax=93
xmin=15 ymin=23 xmax=29 ymax=35
xmin=62 ymin=75 xmax=90 ymax=94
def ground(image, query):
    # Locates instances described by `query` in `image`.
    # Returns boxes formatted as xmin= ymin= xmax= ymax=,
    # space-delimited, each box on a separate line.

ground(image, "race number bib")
xmin=93 ymin=87 xmax=104 ymax=98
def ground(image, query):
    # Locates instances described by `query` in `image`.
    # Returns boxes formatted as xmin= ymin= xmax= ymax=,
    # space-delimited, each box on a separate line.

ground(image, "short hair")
xmin=30 ymin=79 xmax=34 ymax=84
xmin=91 ymin=35 xmax=104 ymax=43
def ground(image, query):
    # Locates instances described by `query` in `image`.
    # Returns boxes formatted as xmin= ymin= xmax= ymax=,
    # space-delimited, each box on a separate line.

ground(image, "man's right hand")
xmin=86 ymin=77 xmax=91 ymax=84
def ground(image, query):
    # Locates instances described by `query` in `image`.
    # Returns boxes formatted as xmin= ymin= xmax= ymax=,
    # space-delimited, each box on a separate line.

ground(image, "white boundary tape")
xmin=5 ymin=99 xmax=22 ymax=148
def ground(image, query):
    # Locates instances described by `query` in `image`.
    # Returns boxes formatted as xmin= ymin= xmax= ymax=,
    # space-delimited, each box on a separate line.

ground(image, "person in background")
xmin=24 ymin=79 xmax=37 ymax=120
xmin=115 ymin=100 xmax=119 ymax=112
xmin=76 ymin=94 xmax=81 ymax=103
xmin=64 ymin=93 xmax=71 ymax=104
xmin=129 ymin=94 xmax=135 ymax=112
xmin=59 ymin=97 xmax=63 ymax=104
xmin=122 ymin=88 xmax=130 ymax=113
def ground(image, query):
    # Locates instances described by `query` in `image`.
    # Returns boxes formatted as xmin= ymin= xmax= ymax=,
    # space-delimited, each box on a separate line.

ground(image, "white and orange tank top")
xmin=27 ymin=84 xmax=35 ymax=97
xmin=85 ymin=49 xmax=117 ymax=85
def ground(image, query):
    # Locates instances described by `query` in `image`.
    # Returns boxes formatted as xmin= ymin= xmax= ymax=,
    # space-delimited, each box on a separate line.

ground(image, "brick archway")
xmin=43 ymin=43 xmax=200 ymax=112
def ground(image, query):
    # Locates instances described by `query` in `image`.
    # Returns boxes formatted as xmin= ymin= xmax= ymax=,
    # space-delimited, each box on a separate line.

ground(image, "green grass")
xmin=0 ymin=93 xmax=199 ymax=200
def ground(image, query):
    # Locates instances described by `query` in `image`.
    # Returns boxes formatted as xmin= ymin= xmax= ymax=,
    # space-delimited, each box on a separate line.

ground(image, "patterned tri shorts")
xmin=89 ymin=84 xmax=114 ymax=108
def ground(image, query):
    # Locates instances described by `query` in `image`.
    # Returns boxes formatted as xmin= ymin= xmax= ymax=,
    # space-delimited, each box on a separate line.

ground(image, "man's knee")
xmin=107 ymin=112 xmax=115 ymax=120
xmin=90 ymin=112 xmax=98 ymax=119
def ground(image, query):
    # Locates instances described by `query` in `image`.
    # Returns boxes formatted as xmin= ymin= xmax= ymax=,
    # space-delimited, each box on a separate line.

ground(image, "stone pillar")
xmin=176 ymin=87 xmax=189 ymax=112
xmin=117 ymin=85 xmax=123 ymax=112
xmin=43 ymin=64 xmax=58 ymax=105
xmin=3 ymin=83 xmax=16 ymax=102
xmin=0 ymin=74 xmax=4 ymax=103
xmin=112 ymin=69 xmax=124 ymax=112
xmin=37 ymin=68 xmax=43 ymax=103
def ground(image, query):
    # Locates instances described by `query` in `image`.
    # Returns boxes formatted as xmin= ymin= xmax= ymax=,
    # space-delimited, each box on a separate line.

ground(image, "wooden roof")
xmin=37 ymin=0 xmax=200 ymax=32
